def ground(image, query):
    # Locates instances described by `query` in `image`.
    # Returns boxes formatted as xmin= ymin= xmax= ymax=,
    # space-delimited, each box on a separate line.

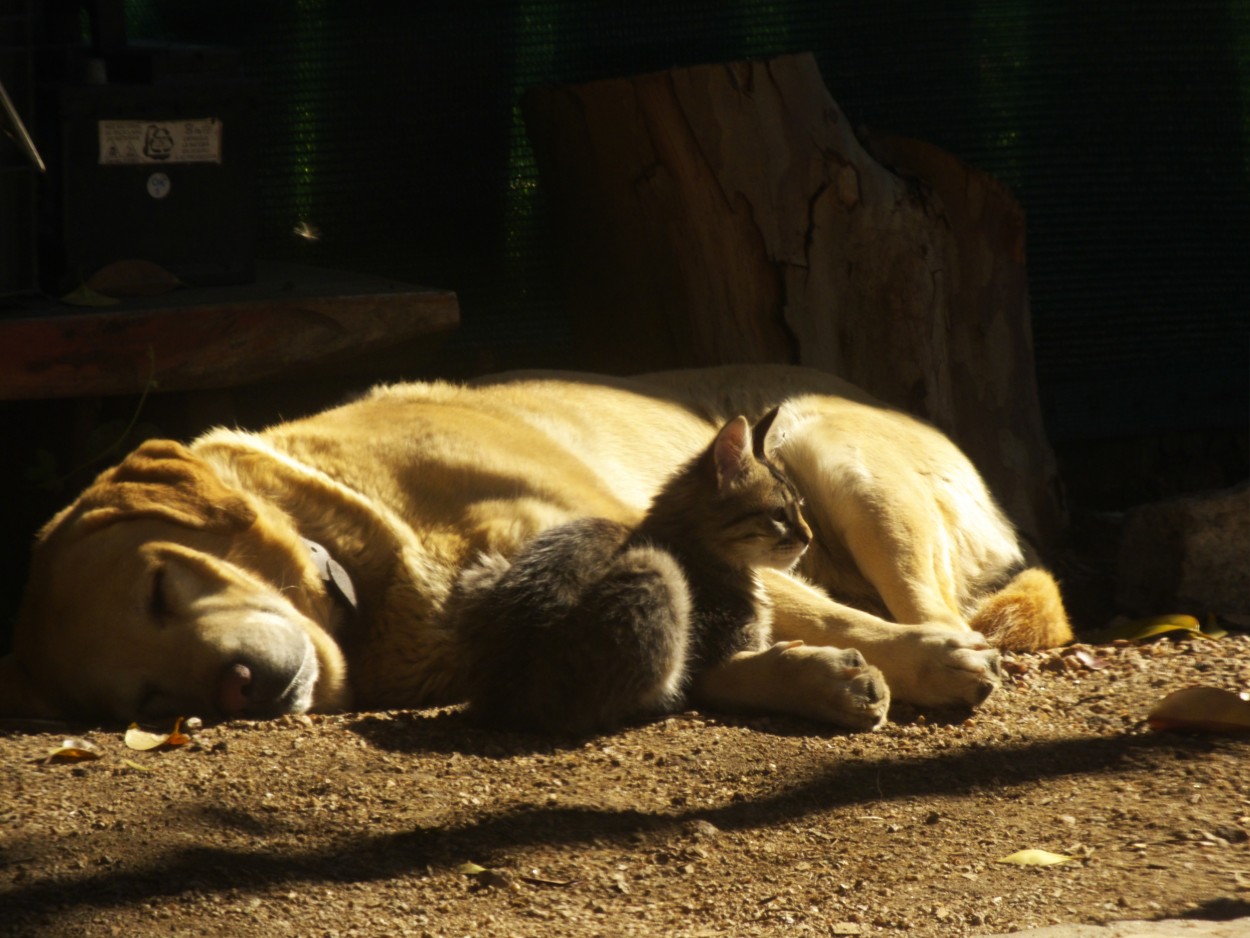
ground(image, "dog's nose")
xmin=217 ymin=662 xmax=253 ymax=716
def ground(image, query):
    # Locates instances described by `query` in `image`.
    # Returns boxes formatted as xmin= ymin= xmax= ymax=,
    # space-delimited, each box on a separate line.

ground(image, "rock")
xmin=1117 ymin=483 xmax=1249 ymax=617
xmin=685 ymin=819 xmax=721 ymax=841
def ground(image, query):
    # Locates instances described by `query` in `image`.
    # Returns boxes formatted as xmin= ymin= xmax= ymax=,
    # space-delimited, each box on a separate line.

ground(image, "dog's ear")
xmin=0 ymin=653 xmax=58 ymax=720
xmin=55 ymin=439 xmax=256 ymax=536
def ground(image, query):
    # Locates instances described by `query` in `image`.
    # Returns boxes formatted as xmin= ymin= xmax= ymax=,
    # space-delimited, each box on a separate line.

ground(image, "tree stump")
xmin=523 ymin=52 xmax=1063 ymax=548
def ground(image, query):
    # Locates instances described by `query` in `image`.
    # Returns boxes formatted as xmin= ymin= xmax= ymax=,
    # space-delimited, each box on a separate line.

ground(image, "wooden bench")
xmin=0 ymin=262 xmax=459 ymax=400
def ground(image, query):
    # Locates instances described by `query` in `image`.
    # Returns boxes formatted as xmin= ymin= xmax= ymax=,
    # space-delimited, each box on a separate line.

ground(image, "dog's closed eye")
xmin=136 ymin=683 xmax=179 ymax=719
xmin=149 ymin=565 xmax=170 ymax=623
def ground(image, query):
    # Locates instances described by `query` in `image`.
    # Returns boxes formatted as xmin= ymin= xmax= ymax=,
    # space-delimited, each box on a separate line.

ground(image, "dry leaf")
xmin=1202 ymin=614 xmax=1230 ymax=639
xmin=124 ymin=726 xmax=168 ymax=751
xmin=1147 ymin=686 xmax=1250 ymax=734
xmin=1096 ymin=614 xmax=1208 ymax=644
xmin=60 ymin=283 xmax=120 ymax=307
xmin=124 ymin=717 xmax=193 ymax=751
xmin=519 ymin=871 xmax=578 ymax=888
xmin=1069 ymin=648 xmax=1109 ymax=670
xmin=120 ymin=759 xmax=153 ymax=772
xmin=996 ymin=849 xmax=1074 ymax=866
xmin=86 ymin=259 xmax=183 ymax=297
xmin=166 ymin=718 xmax=193 ymax=746
xmin=40 ymin=738 xmax=101 ymax=764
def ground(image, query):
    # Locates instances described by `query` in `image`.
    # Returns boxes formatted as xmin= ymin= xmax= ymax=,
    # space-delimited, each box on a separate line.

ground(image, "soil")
xmin=2 ymin=636 xmax=1249 ymax=938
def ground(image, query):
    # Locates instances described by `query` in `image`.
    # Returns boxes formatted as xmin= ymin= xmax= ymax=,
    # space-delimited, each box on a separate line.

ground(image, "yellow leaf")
xmin=1203 ymin=614 xmax=1229 ymax=640
xmin=997 ymin=849 xmax=1074 ymax=866
xmin=124 ymin=717 xmax=193 ymax=751
xmin=40 ymin=738 xmax=101 ymax=764
xmin=1148 ymin=686 xmax=1250 ymax=734
xmin=1093 ymin=614 xmax=1207 ymax=644
xmin=124 ymin=725 xmax=168 ymax=751
xmin=458 ymin=862 xmax=489 ymax=876
xmin=120 ymin=759 xmax=153 ymax=772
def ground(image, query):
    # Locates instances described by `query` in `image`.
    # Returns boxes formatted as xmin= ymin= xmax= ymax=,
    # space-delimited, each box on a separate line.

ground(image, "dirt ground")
xmin=2 ymin=635 xmax=1249 ymax=938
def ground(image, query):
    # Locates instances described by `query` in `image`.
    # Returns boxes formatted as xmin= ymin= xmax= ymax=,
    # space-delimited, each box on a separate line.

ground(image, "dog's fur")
xmin=1 ymin=365 xmax=1071 ymax=726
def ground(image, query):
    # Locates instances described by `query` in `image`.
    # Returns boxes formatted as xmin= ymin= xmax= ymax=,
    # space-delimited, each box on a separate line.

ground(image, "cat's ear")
xmin=713 ymin=416 xmax=752 ymax=489
xmin=752 ymin=406 xmax=781 ymax=460
xmin=753 ymin=404 xmax=800 ymax=460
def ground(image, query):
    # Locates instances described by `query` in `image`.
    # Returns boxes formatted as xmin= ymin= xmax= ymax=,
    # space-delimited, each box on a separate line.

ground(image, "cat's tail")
xmin=456 ymin=550 xmax=513 ymax=594
xmin=465 ymin=540 xmax=695 ymax=737
xmin=969 ymin=567 xmax=1073 ymax=651
xmin=578 ymin=544 xmax=694 ymax=719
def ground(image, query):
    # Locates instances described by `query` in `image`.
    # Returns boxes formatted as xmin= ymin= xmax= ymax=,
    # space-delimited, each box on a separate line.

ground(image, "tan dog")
xmin=1 ymin=365 xmax=1070 ymax=727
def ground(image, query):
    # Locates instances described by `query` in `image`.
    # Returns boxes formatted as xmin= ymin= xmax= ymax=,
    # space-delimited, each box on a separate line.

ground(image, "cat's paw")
xmin=769 ymin=642 xmax=890 ymax=731
xmin=873 ymin=625 xmax=1002 ymax=709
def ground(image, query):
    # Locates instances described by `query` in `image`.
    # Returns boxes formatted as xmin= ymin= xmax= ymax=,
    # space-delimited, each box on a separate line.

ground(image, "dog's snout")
xmin=217 ymin=661 xmax=254 ymax=717
xmin=213 ymin=633 xmax=319 ymax=718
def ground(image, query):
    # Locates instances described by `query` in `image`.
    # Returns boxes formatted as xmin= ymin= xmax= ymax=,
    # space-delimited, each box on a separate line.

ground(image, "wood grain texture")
xmin=524 ymin=52 xmax=1062 ymax=546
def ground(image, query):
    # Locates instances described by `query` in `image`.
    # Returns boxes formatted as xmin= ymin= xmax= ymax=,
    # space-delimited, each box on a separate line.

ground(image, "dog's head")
xmin=1 ymin=440 xmax=350 ymax=723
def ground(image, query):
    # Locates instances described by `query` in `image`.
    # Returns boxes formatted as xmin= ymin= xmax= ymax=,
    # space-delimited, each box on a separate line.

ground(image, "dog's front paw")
xmin=874 ymin=625 xmax=1002 ymax=709
xmin=770 ymin=642 xmax=891 ymax=731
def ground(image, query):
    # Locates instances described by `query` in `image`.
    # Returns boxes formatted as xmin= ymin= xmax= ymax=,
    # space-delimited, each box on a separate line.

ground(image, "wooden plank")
xmin=0 ymin=263 xmax=459 ymax=399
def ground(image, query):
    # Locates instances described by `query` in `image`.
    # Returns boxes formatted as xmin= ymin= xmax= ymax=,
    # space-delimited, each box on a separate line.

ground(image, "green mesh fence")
xmin=121 ymin=0 xmax=1249 ymax=441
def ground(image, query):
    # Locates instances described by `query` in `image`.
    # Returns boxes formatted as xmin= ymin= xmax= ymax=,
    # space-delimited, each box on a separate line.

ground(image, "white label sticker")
xmin=98 ymin=118 xmax=223 ymax=165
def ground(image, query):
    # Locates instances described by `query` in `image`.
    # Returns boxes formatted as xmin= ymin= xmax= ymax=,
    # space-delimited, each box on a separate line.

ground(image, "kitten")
xmin=451 ymin=407 xmax=813 ymax=736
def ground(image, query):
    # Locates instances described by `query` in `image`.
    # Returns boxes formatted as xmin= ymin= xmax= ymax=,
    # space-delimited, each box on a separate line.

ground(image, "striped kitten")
xmin=452 ymin=408 xmax=813 ymax=735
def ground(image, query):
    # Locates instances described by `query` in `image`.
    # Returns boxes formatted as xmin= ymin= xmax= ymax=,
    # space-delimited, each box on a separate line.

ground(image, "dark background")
xmin=1 ymin=0 xmax=1247 ymax=642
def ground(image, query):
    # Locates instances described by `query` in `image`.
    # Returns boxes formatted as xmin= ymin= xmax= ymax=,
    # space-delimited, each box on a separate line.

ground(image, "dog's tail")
xmin=970 ymin=567 xmax=1072 ymax=651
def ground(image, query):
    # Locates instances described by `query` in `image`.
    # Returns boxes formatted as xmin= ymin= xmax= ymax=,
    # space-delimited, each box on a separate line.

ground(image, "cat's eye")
xmin=770 ymin=507 xmax=790 ymax=525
